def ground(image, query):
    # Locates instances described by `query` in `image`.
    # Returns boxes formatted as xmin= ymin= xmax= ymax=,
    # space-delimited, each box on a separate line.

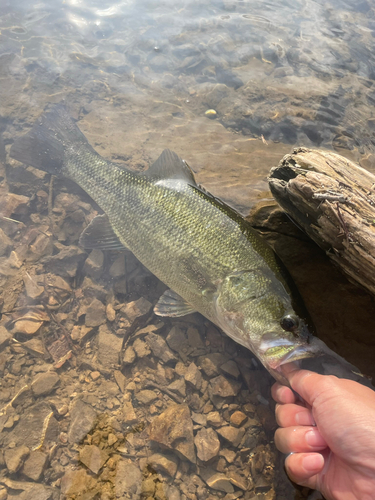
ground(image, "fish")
xmin=9 ymin=104 xmax=370 ymax=387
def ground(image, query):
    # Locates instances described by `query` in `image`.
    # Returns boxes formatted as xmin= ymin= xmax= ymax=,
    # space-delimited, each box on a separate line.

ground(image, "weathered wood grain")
xmin=269 ymin=147 xmax=375 ymax=295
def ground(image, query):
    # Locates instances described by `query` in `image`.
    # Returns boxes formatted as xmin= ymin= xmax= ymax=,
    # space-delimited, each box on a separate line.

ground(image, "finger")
xmin=275 ymin=426 xmax=327 ymax=454
xmin=285 ymin=452 xmax=324 ymax=489
xmin=282 ymin=367 xmax=338 ymax=407
xmin=275 ymin=403 xmax=316 ymax=427
xmin=271 ymin=382 xmax=297 ymax=404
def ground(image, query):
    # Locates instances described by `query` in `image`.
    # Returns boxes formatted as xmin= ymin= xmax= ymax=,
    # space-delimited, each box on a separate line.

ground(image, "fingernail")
xmin=305 ymin=429 xmax=326 ymax=448
xmin=296 ymin=411 xmax=316 ymax=426
xmin=302 ymin=453 xmax=324 ymax=472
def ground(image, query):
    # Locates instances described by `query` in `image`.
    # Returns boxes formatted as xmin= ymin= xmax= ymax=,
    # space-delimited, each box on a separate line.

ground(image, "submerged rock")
xmin=194 ymin=427 xmax=220 ymax=462
xmin=68 ymin=400 xmax=97 ymax=444
xmin=149 ymin=404 xmax=196 ymax=463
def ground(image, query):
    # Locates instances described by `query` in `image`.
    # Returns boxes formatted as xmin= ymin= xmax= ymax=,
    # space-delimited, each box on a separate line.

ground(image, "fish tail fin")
xmin=10 ymin=104 xmax=95 ymax=176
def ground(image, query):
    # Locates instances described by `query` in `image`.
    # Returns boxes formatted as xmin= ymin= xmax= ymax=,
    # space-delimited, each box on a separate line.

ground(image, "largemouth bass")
xmin=9 ymin=104 xmax=366 ymax=386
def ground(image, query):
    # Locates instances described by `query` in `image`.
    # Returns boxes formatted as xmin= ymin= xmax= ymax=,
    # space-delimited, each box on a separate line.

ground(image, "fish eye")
xmin=280 ymin=314 xmax=299 ymax=332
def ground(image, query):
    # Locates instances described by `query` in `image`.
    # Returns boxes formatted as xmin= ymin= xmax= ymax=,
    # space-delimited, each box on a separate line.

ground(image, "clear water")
xmin=1 ymin=0 xmax=375 ymax=498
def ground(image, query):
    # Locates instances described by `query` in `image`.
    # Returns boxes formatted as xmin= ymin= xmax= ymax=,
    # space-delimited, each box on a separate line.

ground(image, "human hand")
xmin=272 ymin=365 xmax=375 ymax=500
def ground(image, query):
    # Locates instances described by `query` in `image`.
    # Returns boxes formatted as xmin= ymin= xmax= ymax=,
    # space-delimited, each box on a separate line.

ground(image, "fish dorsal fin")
xmin=79 ymin=214 xmax=126 ymax=250
xmin=145 ymin=149 xmax=197 ymax=184
xmin=154 ymin=289 xmax=197 ymax=317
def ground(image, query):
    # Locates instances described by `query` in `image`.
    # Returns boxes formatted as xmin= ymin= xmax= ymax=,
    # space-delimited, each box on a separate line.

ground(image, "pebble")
xmin=22 ymin=450 xmax=48 ymax=481
xmin=0 ymin=326 xmax=12 ymax=350
xmin=115 ymin=459 xmax=142 ymax=498
xmin=68 ymin=400 xmax=97 ymax=444
xmin=123 ymin=401 xmax=137 ymax=425
xmin=209 ymin=375 xmax=242 ymax=397
xmin=205 ymin=109 xmax=217 ymax=119
xmin=5 ymin=445 xmax=30 ymax=474
xmin=31 ymin=371 xmax=60 ymax=397
xmin=167 ymin=378 xmax=186 ymax=397
xmin=90 ymin=371 xmax=101 ymax=381
xmin=206 ymin=411 xmax=222 ymax=427
xmin=200 ymin=469 xmax=234 ymax=493
xmin=83 ymin=249 xmax=104 ymax=279
xmin=85 ymin=298 xmax=106 ymax=327
xmin=120 ymin=297 xmax=152 ymax=323
xmin=149 ymin=404 xmax=196 ymax=463
xmin=133 ymin=338 xmax=151 ymax=358
xmin=217 ymin=426 xmax=245 ymax=447
xmin=109 ymin=254 xmax=126 ymax=277
xmin=106 ymin=303 xmax=116 ymax=322
xmin=97 ymin=325 xmax=122 ymax=367
xmin=145 ymin=332 xmax=176 ymax=363
xmin=230 ymin=411 xmax=247 ymax=427
xmin=219 ymin=448 xmax=236 ymax=464
xmin=229 ymin=471 xmax=249 ymax=491
xmin=148 ymin=452 xmax=179 ymax=477
xmin=198 ymin=353 xmax=228 ymax=377
xmin=194 ymin=427 xmax=220 ymax=462
xmin=122 ymin=345 xmax=136 ymax=364
xmin=136 ymin=389 xmax=158 ymax=404
xmin=166 ymin=326 xmax=188 ymax=352
xmin=0 ymin=487 xmax=6 ymax=500
xmin=0 ymin=228 xmax=11 ymax=256
xmin=220 ymin=360 xmax=240 ymax=379
xmin=184 ymin=362 xmax=202 ymax=390
xmin=79 ymin=444 xmax=109 ymax=474
xmin=23 ymin=273 xmax=44 ymax=299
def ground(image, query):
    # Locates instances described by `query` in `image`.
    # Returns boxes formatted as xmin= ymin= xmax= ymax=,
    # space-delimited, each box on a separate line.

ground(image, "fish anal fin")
xmin=145 ymin=149 xmax=197 ymax=185
xmin=154 ymin=289 xmax=196 ymax=317
xmin=79 ymin=214 xmax=126 ymax=250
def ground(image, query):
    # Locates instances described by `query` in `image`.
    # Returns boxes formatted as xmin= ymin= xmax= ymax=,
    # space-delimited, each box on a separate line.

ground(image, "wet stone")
xmin=31 ymin=371 xmax=60 ymax=397
xmin=210 ymin=375 xmax=241 ymax=397
xmin=200 ymin=469 xmax=234 ymax=493
xmin=79 ymin=444 xmax=109 ymax=474
xmin=220 ymin=360 xmax=240 ymax=379
xmin=133 ymin=338 xmax=151 ymax=358
xmin=123 ymin=401 xmax=137 ymax=425
xmin=83 ymin=249 xmax=104 ymax=279
xmin=194 ymin=427 xmax=220 ymax=462
xmin=5 ymin=445 xmax=30 ymax=473
xmin=61 ymin=468 xmax=96 ymax=497
xmin=97 ymin=325 xmax=122 ymax=367
xmin=206 ymin=411 xmax=222 ymax=427
xmin=115 ymin=459 xmax=142 ymax=498
xmin=230 ymin=411 xmax=247 ymax=427
xmin=0 ymin=326 xmax=12 ymax=350
xmin=198 ymin=353 xmax=228 ymax=377
xmin=121 ymin=297 xmax=152 ymax=322
xmin=109 ymin=254 xmax=126 ymax=277
xmin=166 ymin=326 xmax=188 ymax=352
xmin=149 ymin=404 xmax=196 ymax=463
xmin=136 ymin=389 xmax=158 ymax=404
xmin=0 ymin=228 xmax=12 ymax=256
xmin=219 ymin=448 xmax=236 ymax=464
xmin=106 ymin=302 xmax=116 ymax=322
xmin=68 ymin=400 xmax=97 ymax=444
xmin=255 ymin=475 xmax=272 ymax=493
xmin=85 ymin=297 xmax=106 ymax=327
xmin=229 ymin=471 xmax=250 ymax=491
xmin=184 ymin=362 xmax=202 ymax=390
xmin=148 ymin=452 xmax=179 ymax=477
xmin=22 ymin=450 xmax=48 ymax=481
xmin=217 ymin=426 xmax=245 ymax=447
xmin=123 ymin=345 xmax=136 ymax=364
xmin=146 ymin=332 xmax=176 ymax=363
xmin=167 ymin=378 xmax=186 ymax=397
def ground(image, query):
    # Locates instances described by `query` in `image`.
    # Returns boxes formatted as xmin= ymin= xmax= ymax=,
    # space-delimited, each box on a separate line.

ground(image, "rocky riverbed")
xmin=0 ymin=153 xmax=325 ymax=500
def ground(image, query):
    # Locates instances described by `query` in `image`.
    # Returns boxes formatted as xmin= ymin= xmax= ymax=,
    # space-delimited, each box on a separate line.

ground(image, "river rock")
xmin=85 ymin=298 xmax=106 ymax=327
xmin=109 ymin=254 xmax=126 ymax=277
xmin=61 ymin=468 xmax=96 ymax=497
xmin=149 ymin=404 xmax=196 ymax=463
xmin=136 ymin=389 xmax=158 ymax=404
xmin=147 ymin=452 xmax=179 ymax=477
xmin=209 ymin=375 xmax=241 ymax=397
xmin=194 ymin=427 xmax=220 ymax=462
xmin=123 ymin=401 xmax=137 ymax=425
xmin=230 ymin=411 xmax=247 ymax=427
xmin=5 ymin=445 xmax=30 ymax=473
xmin=217 ymin=426 xmax=245 ymax=447
xmin=0 ymin=228 xmax=12 ymax=256
xmin=68 ymin=400 xmax=97 ymax=444
xmin=83 ymin=249 xmax=104 ymax=279
xmin=198 ymin=353 xmax=228 ymax=377
xmin=97 ymin=325 xmax=122 ymax=367
xmin=200 ymin=469 xmax=234 ymax=493
xmin=220 ymin=360 xmax=240 ymax=379
xmin=166 ymin=326 xmax=188 ymax=352
xmin=22 ymin=450 xmax=48 ymax=481
xmin=0 ymin=326 xmax=12 ymax=351
xmin=206 ymin=411 xmax=222 ymax=427
xmin=167 ymin=378 xmax=186 ymax=398
xmin=31 ymin=371 xmax=60 ymax=397
xmin=115 ymin=459 xmax=142 ymax=498
xmin=120 ymin=297 xmax=152 ymax=322
xmin=184 ymin=362 xmax=202 ymax=390
xmin=145 ymin=332 xmax=176 ymax=363
xmin=123 ymin=345 xmax=136 ymax=364
xmin=79 ymin=444 xmax=109 ymax=474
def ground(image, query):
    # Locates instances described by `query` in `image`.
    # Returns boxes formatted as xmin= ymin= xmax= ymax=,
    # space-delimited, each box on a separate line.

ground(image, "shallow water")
xmin=1 ymin=0 xmax=375 ymax=498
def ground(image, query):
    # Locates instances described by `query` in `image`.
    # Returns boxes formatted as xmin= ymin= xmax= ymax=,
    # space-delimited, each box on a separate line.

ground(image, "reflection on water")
xmin=1 ymin=0 xmax=375 ymax=498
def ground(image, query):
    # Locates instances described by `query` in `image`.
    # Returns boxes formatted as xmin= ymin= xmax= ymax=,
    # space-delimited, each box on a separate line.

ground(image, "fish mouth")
xmin=261 ymin=338 xmax=323 ymax=371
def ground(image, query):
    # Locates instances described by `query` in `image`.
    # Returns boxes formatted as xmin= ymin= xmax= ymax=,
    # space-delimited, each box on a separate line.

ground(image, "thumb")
xmin=282 ymin=364 xmax=336 ymax=407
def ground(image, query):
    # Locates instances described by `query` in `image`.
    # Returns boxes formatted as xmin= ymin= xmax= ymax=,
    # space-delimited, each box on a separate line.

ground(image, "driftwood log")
xmin=268 ymin=147 xmax=375 ymax=296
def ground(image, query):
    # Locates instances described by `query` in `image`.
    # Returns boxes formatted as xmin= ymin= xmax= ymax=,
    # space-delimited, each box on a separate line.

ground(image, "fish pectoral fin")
xmin=144 ymin=149 xmax=197 ymax=184
xmin=79 ymin=214 xmax=126 ymax=250
xmin=154 ymin=289 xmax=197 ymax=317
